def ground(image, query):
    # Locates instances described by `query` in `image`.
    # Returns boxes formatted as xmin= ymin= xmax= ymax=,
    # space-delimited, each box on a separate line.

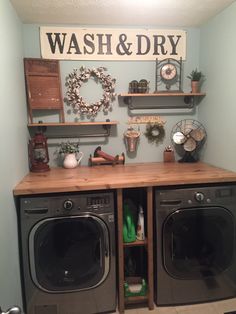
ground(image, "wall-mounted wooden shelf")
xmin=123 ymin=239 xmax=148 ymax=247
xmin=27 ymin=120 xmax=118 ymax=138
xmin=119 ymin=92 xmax=205 ymax=97
xmin=119 ymin=92 xmax=206 ymax=109
xmin=28 ymin=121 xmax=118 ymax=127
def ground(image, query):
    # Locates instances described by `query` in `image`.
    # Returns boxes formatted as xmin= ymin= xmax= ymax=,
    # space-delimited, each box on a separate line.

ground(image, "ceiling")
xmin=10 ymin=0 xmax=235 ymax=27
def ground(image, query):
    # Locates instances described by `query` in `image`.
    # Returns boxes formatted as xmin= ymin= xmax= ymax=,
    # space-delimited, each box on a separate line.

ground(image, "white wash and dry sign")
xmin=40 ymin=27 xmax=186 ymax=61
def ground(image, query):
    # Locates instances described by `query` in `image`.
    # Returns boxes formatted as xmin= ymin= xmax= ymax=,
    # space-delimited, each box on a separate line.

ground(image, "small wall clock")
xmin=155 ymin=58 xmax=183 ymax=92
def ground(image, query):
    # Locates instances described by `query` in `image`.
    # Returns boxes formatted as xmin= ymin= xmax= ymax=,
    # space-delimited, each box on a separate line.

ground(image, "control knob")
xmin=195 ymin=192 xmax=204 ymax=202
xmin=63 ymin=200 xmax=74 ymax=210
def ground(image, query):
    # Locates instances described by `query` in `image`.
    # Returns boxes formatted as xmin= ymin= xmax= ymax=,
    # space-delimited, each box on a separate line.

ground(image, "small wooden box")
xmin=163 ymin=151 xmax=175 ymax=162
xmin=24 ymin=58 xmax=65 ymax=123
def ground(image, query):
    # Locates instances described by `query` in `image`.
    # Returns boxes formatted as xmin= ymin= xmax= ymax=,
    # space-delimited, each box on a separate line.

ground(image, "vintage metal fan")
xmin=171 ymin=119 xmax=207 ymax=162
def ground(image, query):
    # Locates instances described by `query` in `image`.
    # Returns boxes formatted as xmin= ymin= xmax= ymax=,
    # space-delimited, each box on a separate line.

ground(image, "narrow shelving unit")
xmin=117 ymin=187 xmax=154 ymax=313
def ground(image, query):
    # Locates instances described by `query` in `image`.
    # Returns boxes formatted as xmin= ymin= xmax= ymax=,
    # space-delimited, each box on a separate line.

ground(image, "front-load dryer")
xmin=18 ymin=191 xmax=116 ymax=314
xmin=154 ymin=184 xmax=236 ymax=306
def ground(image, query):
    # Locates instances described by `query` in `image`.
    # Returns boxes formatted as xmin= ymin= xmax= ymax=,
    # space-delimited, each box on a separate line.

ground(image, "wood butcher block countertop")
xmin=13 ymin=162 xmax=236 ymax=196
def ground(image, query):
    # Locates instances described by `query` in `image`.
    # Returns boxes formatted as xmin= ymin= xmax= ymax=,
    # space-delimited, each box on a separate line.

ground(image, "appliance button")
xmin=63 ymin=200 xmax=74 ymax=210
xmin=195 ymin=192 xmax=204 ymax=202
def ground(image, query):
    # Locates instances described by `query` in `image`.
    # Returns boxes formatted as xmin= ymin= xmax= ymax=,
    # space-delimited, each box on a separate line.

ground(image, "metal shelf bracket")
xmin=123 ymin=96 xmax=133 ymax=106
xmin=183 ymin=96 xmax=195 ymax=108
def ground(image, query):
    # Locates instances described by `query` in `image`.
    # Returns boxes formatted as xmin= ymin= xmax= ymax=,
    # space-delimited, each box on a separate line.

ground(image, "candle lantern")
xmin=28 ymin=132 xmax=50 ymax=172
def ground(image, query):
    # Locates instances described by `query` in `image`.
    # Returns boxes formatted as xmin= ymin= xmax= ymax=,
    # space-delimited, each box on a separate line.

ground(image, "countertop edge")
xmin=13 ymin=162 xmax=236 ymax=196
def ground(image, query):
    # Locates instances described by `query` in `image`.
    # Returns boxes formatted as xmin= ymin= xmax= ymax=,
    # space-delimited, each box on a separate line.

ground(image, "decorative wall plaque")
xmin=24 ymin=58 xmax=65 ymax=123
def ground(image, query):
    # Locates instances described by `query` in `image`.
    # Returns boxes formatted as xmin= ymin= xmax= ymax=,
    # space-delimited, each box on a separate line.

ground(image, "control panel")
xmin=157 ymin=185 xmax=236 ymax=208
xmin=21 ymin=192 xmax=113 ymax=216
xmin=61 ymin=194 xmax=111 ymax=212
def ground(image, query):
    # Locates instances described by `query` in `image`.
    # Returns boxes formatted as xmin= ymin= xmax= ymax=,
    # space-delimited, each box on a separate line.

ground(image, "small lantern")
xmin=28 ymin=132 xmax=50 ymax=172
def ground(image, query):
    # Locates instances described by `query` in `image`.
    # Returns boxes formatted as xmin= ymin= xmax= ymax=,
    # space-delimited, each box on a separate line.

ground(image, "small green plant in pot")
xmin=187 ymin=69 xmax=204 ymax=93
xmin=57 ymin=141 xmax=83 ymax=169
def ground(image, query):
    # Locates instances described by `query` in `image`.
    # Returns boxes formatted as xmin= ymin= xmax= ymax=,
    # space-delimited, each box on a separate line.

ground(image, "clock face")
xmin=160 ymin=63 xmax=177 ymax=81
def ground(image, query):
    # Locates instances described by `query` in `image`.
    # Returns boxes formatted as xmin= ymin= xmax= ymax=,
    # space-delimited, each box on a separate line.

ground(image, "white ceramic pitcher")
xmin=63 ymin=152 xmax=83 ymax=169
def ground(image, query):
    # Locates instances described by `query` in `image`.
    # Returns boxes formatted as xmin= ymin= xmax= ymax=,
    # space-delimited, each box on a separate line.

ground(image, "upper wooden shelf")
xmin=119 ymin=92 xmax=206 ymax=97
xmin=118 ymin=92 xmax=206 ymax=109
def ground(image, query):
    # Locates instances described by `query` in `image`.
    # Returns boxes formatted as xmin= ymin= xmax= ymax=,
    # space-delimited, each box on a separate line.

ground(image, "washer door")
xmin=29 ymin=215 xmax=110 ymax=293
xmin=163 ymin=206 xmax=235 ymax=279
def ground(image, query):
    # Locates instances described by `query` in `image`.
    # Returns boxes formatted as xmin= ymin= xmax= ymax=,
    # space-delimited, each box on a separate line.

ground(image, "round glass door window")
xmin=29 ymin=215 xmax=109 ymax=292
xmin=163 ymin=206 xmax=235 ymax=279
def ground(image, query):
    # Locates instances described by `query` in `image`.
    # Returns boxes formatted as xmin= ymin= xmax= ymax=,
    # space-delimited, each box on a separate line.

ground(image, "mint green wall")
xmin=23 ymin=25 xmax=200 ymax=166
xmin=2 ymin=4 xmax=231 ymax=309
xmin=0 ymin=0 xmax=28 ymax=310
xmin=199 ymin=2 xmax=236 ymax=171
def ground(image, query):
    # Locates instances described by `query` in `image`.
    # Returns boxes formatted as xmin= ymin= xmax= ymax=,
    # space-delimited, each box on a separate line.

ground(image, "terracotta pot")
xmin=191 ymin=81 xmax=200 ymax=93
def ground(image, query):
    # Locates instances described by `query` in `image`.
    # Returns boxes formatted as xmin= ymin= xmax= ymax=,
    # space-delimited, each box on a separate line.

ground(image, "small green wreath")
xmin=144 ymin=123 xmax=165 ymax=145
xmin=65 ymin=66 xmax=116 ymax=117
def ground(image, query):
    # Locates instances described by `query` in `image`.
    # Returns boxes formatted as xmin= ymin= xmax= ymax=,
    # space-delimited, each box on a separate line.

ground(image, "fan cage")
xmin=170 ymin=119 xmax=207 ymax=162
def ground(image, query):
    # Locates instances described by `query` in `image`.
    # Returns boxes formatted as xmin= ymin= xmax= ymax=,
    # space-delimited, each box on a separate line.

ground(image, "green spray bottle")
xmin=123 ymin=203 xmax=136 ymax=243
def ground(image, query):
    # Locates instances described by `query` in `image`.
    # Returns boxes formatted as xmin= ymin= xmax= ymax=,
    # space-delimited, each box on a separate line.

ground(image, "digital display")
xmin=217 ymin=188 xmax=232 ymax=198
xmin=87 ymin=196 xmax=109 ymax=206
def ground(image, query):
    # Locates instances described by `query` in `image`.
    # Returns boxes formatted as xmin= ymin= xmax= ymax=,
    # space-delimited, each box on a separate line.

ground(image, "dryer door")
xmin=163 ymin=206 xmax=235 ymax=279
xmin=29 ymin=215 xmax=110 ymax=293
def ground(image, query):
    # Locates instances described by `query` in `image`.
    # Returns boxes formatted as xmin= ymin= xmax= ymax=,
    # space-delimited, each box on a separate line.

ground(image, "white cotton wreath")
xmin=65 ymin=66 xmax=116 ymax=117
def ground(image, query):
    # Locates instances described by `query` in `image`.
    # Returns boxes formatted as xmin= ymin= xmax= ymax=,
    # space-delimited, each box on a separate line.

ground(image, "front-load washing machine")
xmin=18 ymin=191 xmax=116 ymax=314
xmin=155 ymin=184 xmax=236 ymax=306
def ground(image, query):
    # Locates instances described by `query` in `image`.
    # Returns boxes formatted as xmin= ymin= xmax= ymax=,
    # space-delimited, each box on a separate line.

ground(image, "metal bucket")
xmin=124 ymin=128 xmax=140 ymax=153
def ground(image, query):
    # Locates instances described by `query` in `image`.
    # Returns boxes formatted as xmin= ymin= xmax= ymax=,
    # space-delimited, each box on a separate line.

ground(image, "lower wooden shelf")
xmin=27 ymin=120 xmax=118 ymax=127
xmin=27 ymin=120 xmax=118 ymax=138
xmin=123 ymin=239 xmax=147 ymax=247
xmin=125 ymin=295 xmax=148 ymax=305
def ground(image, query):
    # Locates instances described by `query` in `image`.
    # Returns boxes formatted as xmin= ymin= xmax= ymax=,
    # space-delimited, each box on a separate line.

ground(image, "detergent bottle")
xmin=123 ymin=203 xmax=136 ymax=243
xmin=136 ymin=205 xmax=145 ymax=241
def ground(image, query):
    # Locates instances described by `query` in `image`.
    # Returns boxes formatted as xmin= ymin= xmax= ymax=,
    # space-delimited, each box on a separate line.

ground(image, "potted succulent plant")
xmin=187 ymin=69 xmax=204 ymax=93
xmin=57 ymin=141 xmax=83 ymax=169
